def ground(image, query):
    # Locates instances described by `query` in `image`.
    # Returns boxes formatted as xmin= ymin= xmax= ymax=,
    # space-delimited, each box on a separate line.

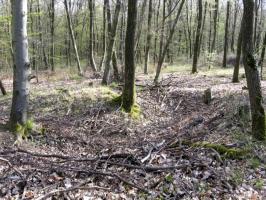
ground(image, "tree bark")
xmin=88 ymin=0 xmax=97 ymax=71
xmin=64 ymin=0 xmax=83 ymax=76
xmin=10 ymin=0 xmax=31 ymax=127
xmin=0 ymin=80 xmax=7 ymax=96
xmin=242 ymin=0 xmax=265 ymax=140
xmin=122 ymin=0 xmax=138 ymax=113
xmin=192 ymin=0 xmax=203 ymax=73
xmin=144 ymin=0 xmax=153 ymax=74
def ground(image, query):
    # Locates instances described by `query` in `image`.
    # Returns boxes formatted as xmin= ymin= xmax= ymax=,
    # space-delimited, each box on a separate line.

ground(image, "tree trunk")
xmin=102 ymin=0 xmax=121 ymax=85
xmin=0 ymin=80 xmax=7 ymax=96
xmin=64 ymin=0 xmax=83 ymax=76
xmin=242 ymin=0 xmax=265 ymax=140
xmin=112 ymin=51 xmax=120 ymax=82
xmin=99 ymin=0 xmax=107 ymax=71
xmin=154 ymin=0 xmax=161 ymax=65
xmin=192 ymin=0 xmax=203 ymax=73
xmin=144 ymin=0 xmax=153 ymax=74
xmin=154 ymin=0 xmax=185 ymax=83
xmin=122 ymin=0 xmax=138 ymax=113
xmin=232 ymin=21 xmax=243 ymax=83
xmin=37 ymin=0 xmax=48 ymax=69
xmin=211 ymin=0 xmax=219 ymax=53
xmin=10 ymin=0 xmax=31 ymax=127
xmin=231 ymin=0 xmax=238 ymax=52
xmin=88 ymin=0 xmax=97 ymax=71
xmin=49 ymin=0 xmax=55 ymax=71
xmin=222 ymin=1 xmax=230 ymax=68
xmin=259 ymin=31 xmax=266 ymax=80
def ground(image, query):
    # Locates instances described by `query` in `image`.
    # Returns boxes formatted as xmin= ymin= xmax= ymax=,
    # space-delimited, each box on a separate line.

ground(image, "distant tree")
xmin=10 ymin=0 xmax=31 ymax=128
xmin=259 ymin=31 xmax=266 ymax=80
xmin=211 ymin=0 xmax=219 ymax=53
xmin=242 ymin=0 xmax=265 ymax=140
xmin=102 ymin=0 xmax=121 ymax=85
xmin=192 ymin=0 xmax=203 ymax=73
xmin=154 ymin=0 xmax=185 ymax=83
xmin=88 ymin=0 xmax=97 ymax=72
xmin=64 ymin=0 xmax=83 ymax=76
xmin=49 ymin=0 xmax=55 ymax=72
xmin=222 ymin=1 xmax=230 ymax=68
xmin=144 ymin=0 xmax=153 ymax=74
xmin=232 ymin=21 xmax=243 ymax=83
xmin=122 ymin=0 xmax=138 ymax=112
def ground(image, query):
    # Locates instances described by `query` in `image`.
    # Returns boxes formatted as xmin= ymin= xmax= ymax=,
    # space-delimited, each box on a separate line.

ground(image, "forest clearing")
xmin=0 ymin=0 xmax=266 ymax=199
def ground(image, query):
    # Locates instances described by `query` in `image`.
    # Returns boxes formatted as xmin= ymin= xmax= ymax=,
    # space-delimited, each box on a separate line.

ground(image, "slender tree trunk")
xmin=99 ymin=0 xmax=107 ymax=71
xmin=37 ymin=0 xmax=48 ymax=69
xmin=211 ymin=0 xmax=219 ymax=53
xmin=259 ymin=31 xmax=266 ymax=80
xmin=122 ymin=0 xmax=138 ymax=113
xmin=29 ymin=0 xmax=36 ymax=71
xmin=64 ymin=0 xmax=83 ymax=76
xmin=0 ymin=80 xmax=7 ymax=96
xmin=88 ymin=0 xmax=97 ymax=71
xmin=154 ymin=0 xmax=185 ymax=83
xmin=232 ymin=21 xmax=243 ymax=83
xmin=154 ymin=0 xmax=161 ymax=65
xmin=192 ymin=0 xmax=203 ymax=73
xmin=231 ymin=0 xmax=238 ymax=52
xmin=198 ymin=1 xmax=207 ymax=58
xmin=10 ymin=0 xmax=31 ymax=128
xmin=222 ymin=1 xmax=230 ymax=68
xmin=144 ymin=0 xmax=153 ymax=74
xmin=112 ymin=51 xmax=120 ymax=82
xmin=102 ymin=0 xmax=121 ymax=85
xmin=159 ymin=0 xmax=166 ymax=63
xmin=242 ymin=0 xmax=265 ymax=140
xmin=49 ymin=0 xmax=55 ymax=71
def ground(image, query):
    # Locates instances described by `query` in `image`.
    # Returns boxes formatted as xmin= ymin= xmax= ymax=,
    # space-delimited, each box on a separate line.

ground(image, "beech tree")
xmin=10 ymin=0 xmax=30 ymax=128
xmin=122 ymin=0 xmax=138 ymax=112
xmin=242 ymin=0 xmax=265 ymax=140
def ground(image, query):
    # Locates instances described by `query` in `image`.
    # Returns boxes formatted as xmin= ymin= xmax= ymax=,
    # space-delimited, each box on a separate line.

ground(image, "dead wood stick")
xmin=36 ymin=181 xmax=110 ymax=200
xmin=104 ymin=161 xmax=188 ymax=172
xmin=67 ymin=168 xmax=150 ymax=193
xmin=14 ymin=148 xmax=134 ymax=162
xmin=0 ymin=157 xmax=24 ymax=179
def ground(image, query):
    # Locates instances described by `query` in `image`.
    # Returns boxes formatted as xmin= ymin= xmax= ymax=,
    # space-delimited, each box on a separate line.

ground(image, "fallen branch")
xmin=36 ymin=181 xmax=110 ymax=200
xmin=65 ymin=167 xmax=150 ymax=193
xmin=0 ymin=157 xmax=24 ymax=179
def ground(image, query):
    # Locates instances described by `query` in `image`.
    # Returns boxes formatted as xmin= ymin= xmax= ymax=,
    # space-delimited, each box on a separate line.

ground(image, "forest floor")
xmin=0 ymin=66 xmax=266 ymax=199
